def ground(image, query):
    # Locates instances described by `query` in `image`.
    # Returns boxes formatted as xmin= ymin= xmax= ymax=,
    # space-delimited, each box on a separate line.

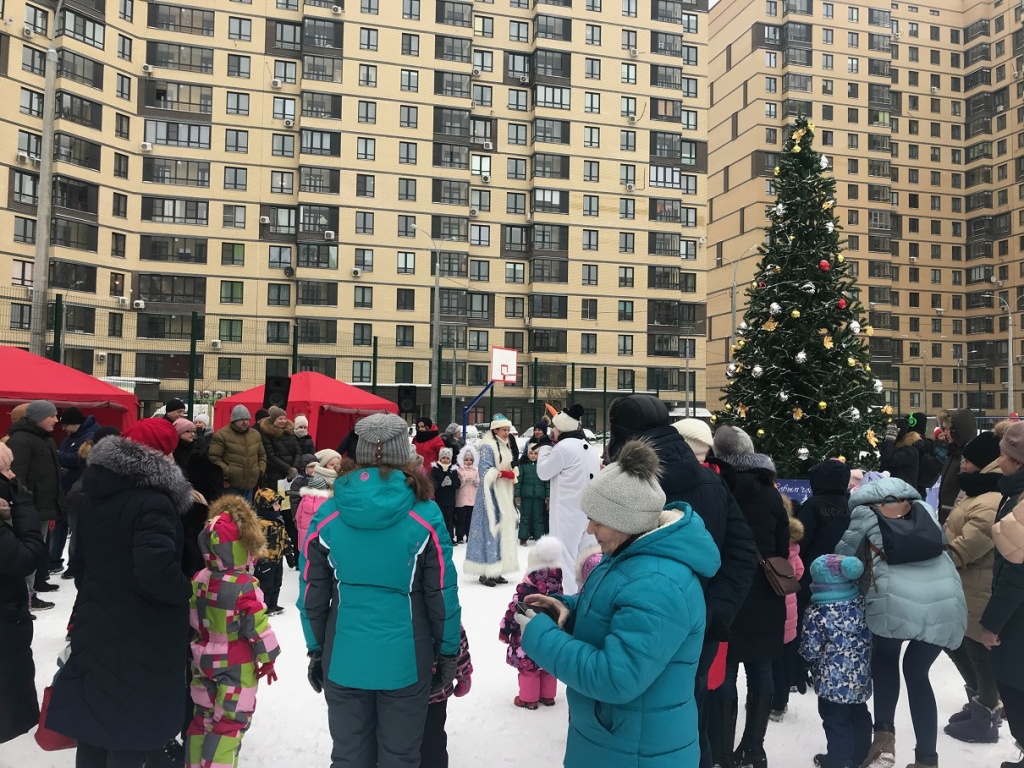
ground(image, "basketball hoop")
xmin=490 ymin=347 xmax=519 ymax=384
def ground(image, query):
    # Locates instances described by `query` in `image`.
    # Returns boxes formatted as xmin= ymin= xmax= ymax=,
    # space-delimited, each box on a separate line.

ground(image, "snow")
xmin=1 ymin=544 xmax=1016 ymax=768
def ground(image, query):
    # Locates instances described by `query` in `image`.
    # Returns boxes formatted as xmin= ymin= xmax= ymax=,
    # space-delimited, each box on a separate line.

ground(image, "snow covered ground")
xmin=1 ymin=543 xmax=1016 ymax=768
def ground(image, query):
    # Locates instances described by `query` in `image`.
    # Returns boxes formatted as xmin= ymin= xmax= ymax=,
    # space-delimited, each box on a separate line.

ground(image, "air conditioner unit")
xmin=259 ymin=215 xmax=271 ymax=224
xmin=271 ymin=78 xmax=283 ymax=88
xmin=332 ymin=4 xmax=343 ymax=13
xmin=519 ymin=75 xmax=530 ymax=84
xmin=133 ymin=300 xmax=146 ymax=310
xmin=30 ymin=156 xmax=41 ymax=166
xmin=472 ymin=67 xmax=481 ymax=77
xmin=629 ymin=47 xmax=638 ymax=58
xmin=95 ymin=352 xmax=107 ymax=363
xmin=893 ymin=31 xmax=902 ymax=39
xmin=283 ymin=118 xmax=296 ymax=128
xmin=214 ymin=391 xmax=227 ymax=400
xmin=483 ymin=140 xmax=494 ymax=150
xmin=625 ymin=182 xmax=636 ymax=192
xmin=116 ymin=296 xmax=129 ymax=307
xmin=935 ymin=307 xmax=945 ymax=314
xmin=1015 ymin=69 xmax=1024 ymax=79
xmin=351 ymin=268 xmax=362 ymax=277
xmin=481 ymin=174 xmax=491 ymax=183
xmin=324 ymin=230 xmax=336 ymax=240
xmin=16 ymin=151 xmax=28 ymax=163
xmin=997 ymin=104 xmax=1006 ymax=112
xmin=140 ymin=142 xmax=154 ymax=152
xmin=909 ymin=255 xmax=918 ymax=262
xmin=628 ymin=115 xmax=639 ymax=124
xmin=22 ymin=27 xmax=33 ymax=38
xmin=142 ymin=64 xmax=155 ymax=75
xmin=930 ymin=86 xmax=938 ymax=93
xmin=698 ymin=236 xmax=708 ymax=244
xmin=469 ymin=207 xmax=479 ymax=217
xmin=210 ymin=339 xmax=223 ymax=350
xmin=1016 ymin=355 xmax=1024 ymax=363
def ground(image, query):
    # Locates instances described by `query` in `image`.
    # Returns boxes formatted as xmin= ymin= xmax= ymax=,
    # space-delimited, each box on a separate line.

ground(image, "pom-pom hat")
xmin=488 ymin=413 xmax=513 ymax=431
xmin=582 ymin=441 xmax=666 ymax=535
xmin=809 ymin=554 xmax=864 ymax=605
xmin=527 ymin=535 xmax=564 ymax=572
xmin=552 ymin=404 xmax=585 ymax=434
xmin=124 ymin=418 xmax=179 ymax=456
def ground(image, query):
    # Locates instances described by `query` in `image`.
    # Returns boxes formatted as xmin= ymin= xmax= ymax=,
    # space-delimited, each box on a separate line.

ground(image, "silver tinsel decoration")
xmin=769 ymin=303 xmax=782 ymax=316
xmin=739 ymin=321 xmax=749 ymax=331
xmin=727 ymin=363 xmax=738 ymax=377
xmin=752 ymin=365 xmax=764 ymax=378
xmin=800 ymin=282 xmax=816 ymax=294
xmin=847 ymin=407 xmax=861 ymax=421
xmin=796 ymin=351 xmax=808 ymax=364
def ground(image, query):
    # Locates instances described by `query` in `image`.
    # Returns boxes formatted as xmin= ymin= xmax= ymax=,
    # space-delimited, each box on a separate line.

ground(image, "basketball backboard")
xmin=490 ymin=346 xmax=518 ymax=384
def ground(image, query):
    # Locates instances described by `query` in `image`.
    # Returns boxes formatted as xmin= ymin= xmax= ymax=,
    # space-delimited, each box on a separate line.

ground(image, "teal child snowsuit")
xmin=516 ymin=458 xmax=550 ymax=541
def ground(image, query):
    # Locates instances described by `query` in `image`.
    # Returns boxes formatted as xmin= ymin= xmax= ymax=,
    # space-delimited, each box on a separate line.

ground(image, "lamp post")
xmin=412 ymin=224 xmax=445 ymax=423
xmin=29 ymin=0 xmax=65 ymax=356
xmin=985 ymin=293 xmax=1015 ymax=416
xmin=727 ymin=242 xmax=762 ymax=352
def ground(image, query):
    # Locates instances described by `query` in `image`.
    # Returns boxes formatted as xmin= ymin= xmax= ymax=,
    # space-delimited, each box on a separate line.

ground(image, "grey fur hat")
xmin=230 ymin=404 xmax=251 ymax=422
xmin=712 ymin=425 xmax=755 ymax=458
xmin=355 ymin=413 xmax=413 ymax=467
xmin=581 ymin=441 xmax=666 ymax=535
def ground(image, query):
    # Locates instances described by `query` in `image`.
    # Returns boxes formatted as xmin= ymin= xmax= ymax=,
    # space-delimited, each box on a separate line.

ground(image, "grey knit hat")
xmin=712 ymin=425 xmax=755 ymax=458
xmin=25 ymin=400 xmax=57 ymax=424
xmin=581 ymin=441 xmax=666 ymax=535
xmin=355 ymin=413 xmax=414 ymax=466
xmin=230 ymin=404 xmax=251 ymax=422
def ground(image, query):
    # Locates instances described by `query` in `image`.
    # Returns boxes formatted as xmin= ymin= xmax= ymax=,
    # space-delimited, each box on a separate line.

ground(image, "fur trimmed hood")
xmin=85 ymin=436 xmax=193 ymax=516
xmin=896 ymin=429 xmax=922 ymax=450
xmin=456 ymin=443 xmax=480 ymax=469
xmin=722 ymin=452 xmax=777 ymax=477
xmin=299 ymin=485 xmax=333 ymax=499
xmin=201 ymin=494 xmax=267 ymax=571
xmin=258 ymin=416 xmax=294 ymax=438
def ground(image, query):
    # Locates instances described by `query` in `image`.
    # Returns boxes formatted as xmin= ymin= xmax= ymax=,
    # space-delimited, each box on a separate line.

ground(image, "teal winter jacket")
xmin=835 ymin=477 xmax=966 ymax=650
xmin=515 ymin=460 xmax=549 ymax=500
xmin=522 ymin=502 xmax=720 ymax=768
xmin=299 ymin=467 xmax=461 ymax=690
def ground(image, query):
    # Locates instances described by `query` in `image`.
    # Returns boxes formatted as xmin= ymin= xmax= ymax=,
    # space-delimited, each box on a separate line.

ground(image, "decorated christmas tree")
xmin=712 ymin=116 xmax=890 ymax=478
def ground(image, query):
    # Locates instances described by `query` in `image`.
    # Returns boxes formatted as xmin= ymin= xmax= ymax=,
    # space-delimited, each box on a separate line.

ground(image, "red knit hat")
xmin=124 ymin=418 xmax=179 ymax=456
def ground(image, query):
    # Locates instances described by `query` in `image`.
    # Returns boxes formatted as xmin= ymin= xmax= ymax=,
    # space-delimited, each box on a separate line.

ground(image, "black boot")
xmin=733 ymin=691 xmax=772 ymax=768
xmin=709 ymin=694 xmax=737 ymax=768
xmin=947 ymin=685 xmax=978 ymax=724
xmin=943 ymin=697 xmax=1000 ymax=744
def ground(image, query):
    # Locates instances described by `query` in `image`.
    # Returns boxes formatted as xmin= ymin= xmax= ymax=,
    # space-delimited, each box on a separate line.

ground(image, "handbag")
xmin=35 ymin=686 xmax=75 ymax=751
xmin=870 ymin=497 xmax=945 ymax=565
xmin=758 ymin=553 xmax=801 ymax=596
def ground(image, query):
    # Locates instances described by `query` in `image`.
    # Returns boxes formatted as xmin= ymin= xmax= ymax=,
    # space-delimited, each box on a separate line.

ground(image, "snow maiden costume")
xmin=464 ymin=414 xmax=520 ymax=584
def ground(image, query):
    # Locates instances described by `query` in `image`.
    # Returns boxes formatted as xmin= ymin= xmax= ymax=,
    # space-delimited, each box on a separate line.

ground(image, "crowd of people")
xmin=3 ymin=393 xmax=1024 ymax=768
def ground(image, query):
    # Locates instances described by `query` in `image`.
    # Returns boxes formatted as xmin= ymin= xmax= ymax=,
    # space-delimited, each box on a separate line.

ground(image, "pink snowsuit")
xmin=783 ymin=541 xmax=805 ymax=644
xmin=294 ymin=487 xmax=331 ymax=556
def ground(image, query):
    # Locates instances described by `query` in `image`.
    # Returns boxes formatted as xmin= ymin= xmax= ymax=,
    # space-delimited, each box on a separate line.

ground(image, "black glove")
xmin=307 ymin=651 xmax=324 ymax=694
xmin=436 ymin=654 xmax=459 ymax=690
xmin=883 ymin=422 xmax=900 ymax=442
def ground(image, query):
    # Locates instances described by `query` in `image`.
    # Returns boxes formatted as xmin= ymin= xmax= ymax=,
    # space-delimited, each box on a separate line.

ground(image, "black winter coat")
xmin=7 ymin=419 xmax=65 ymax=521
xmin=939 ymin=410 xmax=979 ymax=524
xmin=982 ymin=468 xmax=1024 ymax=688
xmin=47 ymin=437 xmax=193 ymax=751
xmin=643 ymin=426 xmax=757 ymax=640
xmin=880 ymin=431 xmax=921 ymax=490
xmin=721 ymin=454 xmax=789 ymax=665
xmin=0 ymin=476 xmax=45 ymax=744
xmin=259 ymin=417 xmax=301 ymax=488
xmin=296 ymin=433 xmax=316 ymax=457
xmin=58 ymin=415 xmax=99 ymax=493
xmin=797 ymin=459 xmax=852 ymax=575
xmin=430 ymin=463 xmax=461 ymax=511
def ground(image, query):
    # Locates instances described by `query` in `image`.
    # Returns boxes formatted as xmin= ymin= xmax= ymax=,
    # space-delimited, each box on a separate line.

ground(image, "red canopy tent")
xmin=0 ymin=346 xmax=139 ymax=433
xmin=213 ymin=372 xmax=398 ymax=451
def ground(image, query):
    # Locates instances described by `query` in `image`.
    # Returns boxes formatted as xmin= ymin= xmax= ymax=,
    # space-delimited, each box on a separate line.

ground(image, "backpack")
xmin=870 ymin=499 xmax=945 ymax=565
xmin=916 ymin=443 xmax=943 ymax=492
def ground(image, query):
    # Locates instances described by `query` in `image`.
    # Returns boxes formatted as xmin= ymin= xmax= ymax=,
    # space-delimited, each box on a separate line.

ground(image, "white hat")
xmin=488 ymin=413 xmax=513 ymax=431
xmin=527 ymin=535 xmax=565 ymax=572
xmin=673 ymin=419 xmax=714 ymax=459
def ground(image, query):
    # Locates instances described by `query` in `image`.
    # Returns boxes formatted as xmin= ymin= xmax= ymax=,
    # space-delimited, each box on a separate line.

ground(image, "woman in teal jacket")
xmin=835 ymin=476 xmax=966 ymax=768
xmin=299 ymin=414 xmax=462 ymax=768
xmin=520 ymin=442 xmax=721 ymax=768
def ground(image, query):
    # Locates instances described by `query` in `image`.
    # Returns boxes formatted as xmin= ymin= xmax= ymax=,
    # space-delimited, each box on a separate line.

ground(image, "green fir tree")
xmin=712 ymin=116 xmax=890 ymax=478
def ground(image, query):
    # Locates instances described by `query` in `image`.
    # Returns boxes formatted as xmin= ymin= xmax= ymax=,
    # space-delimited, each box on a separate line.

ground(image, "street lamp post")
xmin=412 ymin=224 xmax=444 ymax=423
xmin=986 ymin=293 xmax=1015 ymax=416
xmin=29 ymin=0 xmax=65 ymax=356
xmin=727 ymin=242 xmax=762 ymax=352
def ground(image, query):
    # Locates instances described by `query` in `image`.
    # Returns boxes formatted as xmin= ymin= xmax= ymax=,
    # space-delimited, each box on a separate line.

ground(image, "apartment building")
xmin=0 ymin=0 xmax=711 ymax=426
xmin=707 ymin=0 xmax=1024 ymax=417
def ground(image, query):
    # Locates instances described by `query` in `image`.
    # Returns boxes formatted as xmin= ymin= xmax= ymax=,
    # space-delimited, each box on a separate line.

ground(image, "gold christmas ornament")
xmin=818 ymin=401 xmax=827 ymax=410
xmin=737 ymin=403 xmax=748 ymax=418
xmin=710 ymin=415 xmax=717 ymax=424
xmin=724 ymin=404 xmax=732 ymax=411
xmin=865 ymin=364 xmax=872 ymax=372
xmin=792 ymin=407 xmax=804 ymax=420
xmin=837 ymin=455 xmax=845 ymax=462
xmin=837 ymin=255 xmax=845 ymax=263
xmin=807 ymin=122 xmax=816 ymax=132
xmin=881 ymin=404 xmax=893 ymax=415
xmin=864 ymin=325 xmax=874 ymax=336
xmin=792 ymin=145 xmax=802 ymax=153
xmin=737 ymin=339 xmax=746 ymax=349
xmin=865 ymin=429 xmax=879 ymax=448
xmin=791 ymin=309 xmax=801 ymax=318
xmin=847 ymin=357 xmax=857 ymax=367
xmin=774 ymin=166 xmax=780 ymax=176
xmin=763 ymin=318 xmax=779 ymax=332
xmin=823 ymin=335 xmax=834 ymax=349
xmin=756 ymin=429 xmax=765 ymax=437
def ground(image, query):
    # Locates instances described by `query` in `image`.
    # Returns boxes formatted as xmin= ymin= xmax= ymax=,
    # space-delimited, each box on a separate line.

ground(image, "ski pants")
xmin=185 ymin=662 xmax=259 ymax=768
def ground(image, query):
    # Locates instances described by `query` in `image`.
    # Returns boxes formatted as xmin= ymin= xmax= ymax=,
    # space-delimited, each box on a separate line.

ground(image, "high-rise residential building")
xmin=0 ymin=0 xmax=711 ymax=425
xmin=708 ymin=0 xmax=1024 ymax=418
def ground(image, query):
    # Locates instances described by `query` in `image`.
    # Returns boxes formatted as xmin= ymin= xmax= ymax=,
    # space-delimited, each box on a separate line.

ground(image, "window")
xmin=619 ymin=266 xmax=634 ymax=287
xmin=354 ymin=286 xmax=373 ymax=307
xmin=225 ymin=130 xmax=248 ymax=153
xmin=360 ymin=28 xmax=378 ymax=50
xmin=399 ymin=142 xmax=417 ymax=164
xmin=400 ymin=105 xmax=418 ymax=128
xmin=222 ymin=243 xmax=245 ymax=266
xmin=228 ymin=55 xmax=250 ymax=78
xmin=226 ymin=92 xmax=249 ymax=116
xmin=228 ymin=17 xmax=251 ymax=41
xmin=359 ymin=64 xmax=377 ymax=87
xmin=223 ymin=205 xmax=245 ymax=228
xmin=220 ymin=280 xmax=243 ymax=304
xmin=114 ymin=153 xmax=129 ymax=178
xmin=401 ymin=69 xmax=419 ymax=92
xmin=356 ymin=137 xmax=376 ymax=160
xmin=112 ymin=193 xmax=127 ymax=218
xmin=398 ymin=251 xmax=415 ymax=274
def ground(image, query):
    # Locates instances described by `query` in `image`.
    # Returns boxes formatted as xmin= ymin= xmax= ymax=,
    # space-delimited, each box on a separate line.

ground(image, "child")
xmin=288 ymin=453 xmax=317 ymax=512
xmin=800 ymin=554 xmax=872 ymax=768
xmin=294 ymin=463 xmax=336 ymax=556
xmin=771 ymin=494 xmax=805 ymax=721
xmin=516 ymin=442 xmax=550 ymax=546
xmin=421 ymin=626 xmax=473 ymax=768
xmin=187 ymin=495 xmax=280 ymax=768
xmin=454 ymin=445 xmax=479 ymax=545
xmin=430 ymin=447 xmax=461 ymax=542
xmin=499 ymin=535 xmax=563 ymax=710
xmin=252 ymin=487 xmax=289 ymax=616
xmin=575 ymin=543 xmax=603 ymax=590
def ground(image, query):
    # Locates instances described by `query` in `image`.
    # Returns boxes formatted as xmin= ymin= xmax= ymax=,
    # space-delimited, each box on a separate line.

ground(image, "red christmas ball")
xmin=837 ymin=298 xmax=847 ymax=309
xmin=819 ymin=260 xmax=831 ymax=271
xmin=758 ymin=282 xmax=766 ymax=288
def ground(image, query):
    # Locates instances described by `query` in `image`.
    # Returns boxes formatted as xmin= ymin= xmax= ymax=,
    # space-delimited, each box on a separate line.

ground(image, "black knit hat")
xmin=607 ymin=395 xmax=670 ymax=461
xmin=164 ymin=398 xmax=186 ymax=413
xmin=962 ymin=431 xmax=1001 ymax=469
xmin=60 ymin=407 xmax=85 ymax=425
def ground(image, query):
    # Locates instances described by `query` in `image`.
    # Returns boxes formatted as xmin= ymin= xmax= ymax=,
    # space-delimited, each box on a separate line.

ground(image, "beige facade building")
xmin=708 ymin=0 xmax=1024 ymax=418
xmin=0 ymin=0 xmax=711 ymax=426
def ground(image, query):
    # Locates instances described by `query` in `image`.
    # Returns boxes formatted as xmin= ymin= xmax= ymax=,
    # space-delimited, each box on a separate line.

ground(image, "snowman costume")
xmin=536 ymin=404 xmax=602 ymax=594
